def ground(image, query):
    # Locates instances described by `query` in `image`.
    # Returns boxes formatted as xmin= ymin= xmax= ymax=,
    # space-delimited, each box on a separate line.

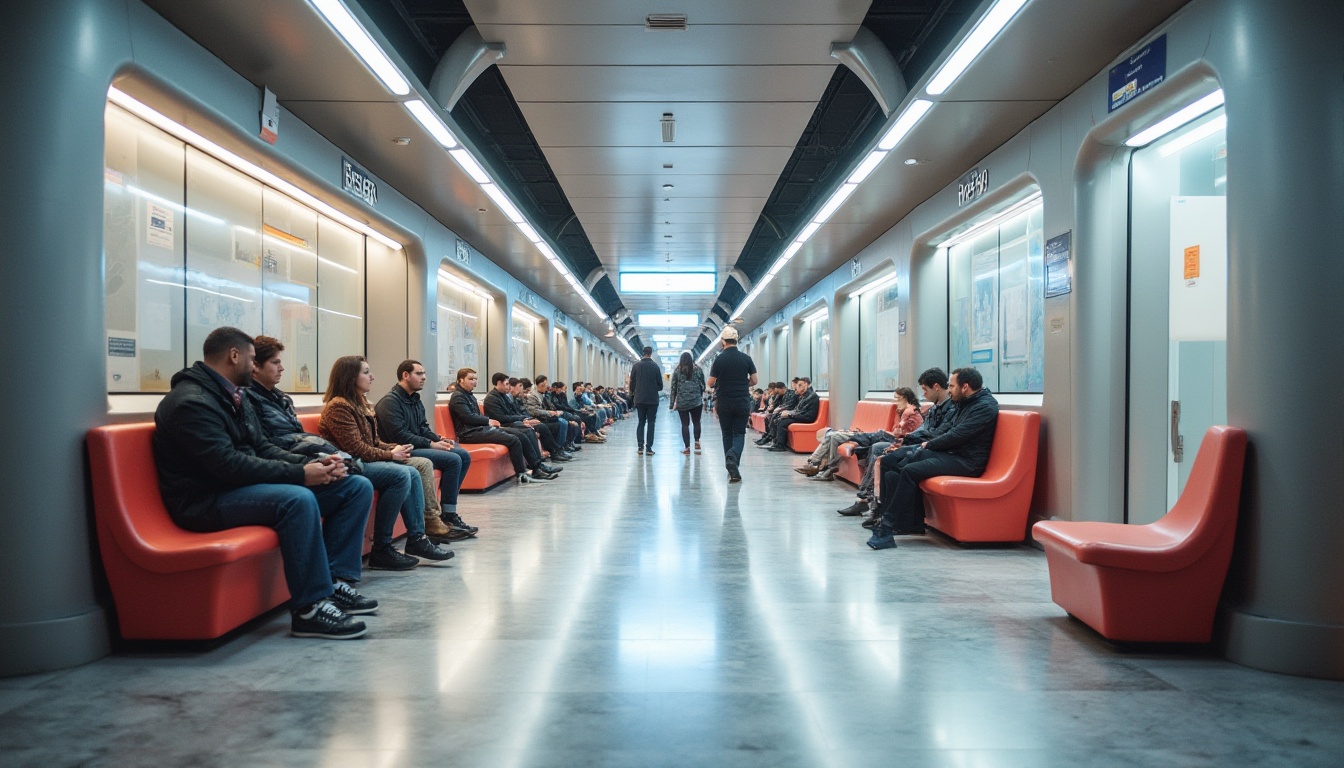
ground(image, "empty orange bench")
xmin=833 ymin=400 xmax=900 ymax=484
xmin=1032 ymin=426 xmax=1247 ymax=643
xmin=435 ymin=403 xmax=517 ymax=491
xmin=88 ymin=423 xmax=291 ymax=640
xmin=920 ymin=410 xmax=1040 ymax=542
xmin=750 ymin=411 xmax=766 ymax=432
xmin=785 ymin=398 xmax=829 ymax=453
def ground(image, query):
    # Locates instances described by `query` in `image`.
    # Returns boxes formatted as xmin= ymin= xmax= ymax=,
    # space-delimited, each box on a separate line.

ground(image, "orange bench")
xmin=920 ymin=410 xmax=1040 ymax=542
xmin=434 ymin=403 xmax=517 ymax=491
xmin=785 ymin=398 xmax=830 ymax=453
xmin=1032 ymin=426 xmax=1247 ymax=643
xmin=750 ymin=411 xmax=767 ymax=432
xmin=833 ymin=400 xmax=901 ymax=484
xmin=88 ymin=423 xmax=291 ymax=640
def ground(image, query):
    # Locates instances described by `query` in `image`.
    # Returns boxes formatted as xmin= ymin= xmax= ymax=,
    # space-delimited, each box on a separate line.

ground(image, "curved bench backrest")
xmin=981 ymin=410 xmax=1041 ymax=483
xmin=435 ymin=403 xmax=458 ymax=442
xmin=297 ymin=412 xmax=320 ymax=433
xmin=850 ymin=400 xmax=897 ymax=432
xmin=1154 ymin=425 xmax=1247 ymax=550
xmin=87 ymin=423 xmax=177 ymax=551
xmin=814 ymin=398 xmax=829 ymax=426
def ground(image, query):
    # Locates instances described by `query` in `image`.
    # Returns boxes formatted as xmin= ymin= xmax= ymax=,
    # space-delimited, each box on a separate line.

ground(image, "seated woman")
xmin=320 ymin=355 xmax=453 ymax=570
xmin=797 ymin=387 xmax=923 ymax=481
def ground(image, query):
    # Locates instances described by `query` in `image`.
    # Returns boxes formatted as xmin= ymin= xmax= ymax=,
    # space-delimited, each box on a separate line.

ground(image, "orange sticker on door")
xmin=1184 ymin=245 xmax=1200 ymax=284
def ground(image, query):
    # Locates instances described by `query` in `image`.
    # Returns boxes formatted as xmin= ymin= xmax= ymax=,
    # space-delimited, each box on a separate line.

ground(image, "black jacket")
xmin=448 ymin=389 xmax=493 ymax=438
xmin=374 ymin=385 xmax=439 ymax=448
xmin=902 ymin=396 xmax=957 ymax=445
xmin=246 ymin=381 xmax=339 ymax=459
xmin=547 ymin=391 xmax=583 ymax=417
xmin=790 ymin=387 xmax=820 ymax=423
xmin=629 ymin=357 xmax=664 ymax=405
xmin=154 ymin=363 xmax=307 ymax=532
xmin=923 ymin=388 xmax=1000 ymax=470
xmin=779 ymin=390 xmax=799 ymax=410
xmin=483 ymin=389 xmax=526 ymax=425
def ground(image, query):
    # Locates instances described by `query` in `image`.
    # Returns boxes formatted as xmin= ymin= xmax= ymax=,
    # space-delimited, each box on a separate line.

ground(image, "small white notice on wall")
xmin=146 ymin=204 xmax=174 ymax=249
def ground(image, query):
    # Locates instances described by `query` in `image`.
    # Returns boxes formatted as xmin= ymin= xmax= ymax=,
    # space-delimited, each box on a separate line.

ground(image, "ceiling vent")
xmin=646 ymin=14 xmax=688 ymax=31
xmin=661 ymin=113 xmax=676 ymax=143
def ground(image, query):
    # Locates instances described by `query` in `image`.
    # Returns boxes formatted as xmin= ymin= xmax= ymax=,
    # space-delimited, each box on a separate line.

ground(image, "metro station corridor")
xmin=3 ymin=418 xmax=1343 ymax=767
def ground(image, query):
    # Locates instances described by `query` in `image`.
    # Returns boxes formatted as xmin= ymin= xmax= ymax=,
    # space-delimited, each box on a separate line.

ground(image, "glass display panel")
xmin=436 ymin=276 xmax=486 ymax=390
xmin=859 ymin=280 xmax=901 ymax=391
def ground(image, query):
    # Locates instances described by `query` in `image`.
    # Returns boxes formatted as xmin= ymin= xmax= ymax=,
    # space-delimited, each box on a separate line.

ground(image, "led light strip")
xmin=1126 ymin=90 xmax=1225 ymax=148
xmin=306 ymin=0 xmax=613 ymax=330
xmin=937 ymin=192 xmax=1043 ymax=249
xmin=108 ymin=88 xmax=402 ymax=251
xmin=847 ymin=271 xmax=898 ymax=299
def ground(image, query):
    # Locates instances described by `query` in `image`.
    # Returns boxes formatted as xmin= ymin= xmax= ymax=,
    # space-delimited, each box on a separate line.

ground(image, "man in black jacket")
xmin=548 ymin=381 xmax=603 ymax=441
xmin=629 ymin=346 xmax=663 ymax=455
xmin=764 ymin=378 xmax=819 ymax=451
xmin=154 ymin=327 xmax=376 ymax=640
xmin=533 ymin=375 xmax=583 ymax=451
xmin=483 ymin=373 xmax=569 ymax=465
xmin=449 ymin=368 xmax=558 ymax=483
xmin=375 ymin=359 xmax=477 ymax=538
xmin=757 ymin=378 xmax=801 ymax=446
xmin=868 ymin=367 xmax=1000 ymax=550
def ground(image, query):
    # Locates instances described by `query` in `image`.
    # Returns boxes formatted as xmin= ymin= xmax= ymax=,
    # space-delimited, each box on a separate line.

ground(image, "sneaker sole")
xmin=415 ymin=555 xmax=456 ymax=567
xmin=336 ymin=605 xmax=378 ymax=616
xmin=366 ymin=561 xmax=418 ymax=571
xmin=291 ymin=626 xmax=369 ymax=639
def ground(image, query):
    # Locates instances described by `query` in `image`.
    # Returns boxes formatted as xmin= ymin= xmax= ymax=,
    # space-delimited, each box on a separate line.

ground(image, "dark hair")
xmin=797 ymin=377 xmax=810 ymax=385
xmin=950 ymin=367 xmax=984 ymax=391
xmin=552 ymin=381 xmax=565 ymax=388
xmin=535 ymin=374 xmax=549 ymax=387
xmin=508 ymin=377 xmax=521 ymax=387
xmin=455 ymin=367 xmax=476 ymax=382
xmin=491 ymin=372 xmax=509 ymax=385
xmin=894 ymin=386 xmax=919 ymax=409
xmin=252 ymin=334 xmax=284 ymax=365
xmin=917 ymin=367 xmax=949 ymax=389
xmin=323 ymin=355 xmax=371 ymax=412
xmin=642 ymin=346 xmax=654 ymax=357
xmin=397 ymin=359 xmax=422 ymax=380
xmin=677 ymin=351 xmax=695 ymax=379
xmin=203 ymin=326 xmax=253 ymax=360
xmin=520 ymin=377 xmax=533 ymax=389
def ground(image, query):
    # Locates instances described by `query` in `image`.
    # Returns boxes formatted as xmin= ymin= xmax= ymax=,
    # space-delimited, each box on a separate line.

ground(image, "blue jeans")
xmin=410 ymin=447 xmax=472 ymax=507
xmin=214 ymin=475 xmax=374 ymax=609
xmin=361 ymin=461 xmax=425 ymax=547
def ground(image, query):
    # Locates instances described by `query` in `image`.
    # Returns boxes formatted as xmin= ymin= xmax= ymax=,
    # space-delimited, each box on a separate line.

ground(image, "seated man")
xmin=797 ymin=387 xmax=922 ymax=481
xmin=532 ymin=375 xmax=583 ymax=451
xmin=483 ymin=372 xmax=571 ymax=464
xmin=867 ymin=367 xmax=999 ymax=550
xmin=839 ymin=369 xmax=954 ymax=519
xmin=515 ymin=377 xmax=576 ymax=457
xmin=552 ymin=381 xmax=604 ymax=441
xmin=451 ymin=368 xmax=559 ymax=483
xmin=757 ymin=378 xmax=800 ymax=445
xmin=764 ymin=378 xmax=819 ymax=452
xmin=155 ymin=326 xmax=376 ymax=640
xmin=375 ymin=359 xmax=477 ymax=539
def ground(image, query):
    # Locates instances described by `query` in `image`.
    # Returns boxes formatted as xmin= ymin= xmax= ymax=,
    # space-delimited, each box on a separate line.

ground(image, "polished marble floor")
xmin=4 ymin=414 xmax=1344 ymax=767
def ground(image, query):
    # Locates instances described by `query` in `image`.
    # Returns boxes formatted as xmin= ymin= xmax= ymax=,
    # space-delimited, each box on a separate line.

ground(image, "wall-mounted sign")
xmin=260 ymin=87 xmax=280 ymax=145
xmin=1108 ymin=34 xmax=1166 ymax=113
xmin=898 ymin=321 xmax=907 ymax=336
xmin=553 ymin=309 xmax=567 ymax=328
xmin=454 ymin=238 xmax=471 ymax=266
xmin=850 ymin=259 xmax=862 ymax=278
xmin=429 ymin=320 xmax=437 ymax=335
xmin=341 ymin=157 xmax=378 ymax=207
xmin=521 ymin=290 xmax=540 ymax=310
xmin=775 ymin=312 xmax=784 ymax=325
xmin=957 ymin=167 xmax=989 ymax=207
xmin=1044 ymin=231 xmax=1073 ymax=298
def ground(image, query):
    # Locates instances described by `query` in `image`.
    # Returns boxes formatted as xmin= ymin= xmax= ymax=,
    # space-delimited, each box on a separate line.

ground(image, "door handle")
xmin=1170 ymin=399 xmax=1184 ymax=463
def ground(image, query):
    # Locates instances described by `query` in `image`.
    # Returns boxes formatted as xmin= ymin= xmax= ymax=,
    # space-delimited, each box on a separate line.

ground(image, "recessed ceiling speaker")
xmin=646 ymin=14 xmax=688 ymax=31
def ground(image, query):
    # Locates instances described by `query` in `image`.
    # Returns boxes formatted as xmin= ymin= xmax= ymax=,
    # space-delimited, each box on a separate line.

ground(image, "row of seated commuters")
xmin=751 ymin=376 xmax=823 ymax=451
xmin=753 ymin=366 xmax=1003 ymax=551
xmin=151 ymin=326 xmax=624 ymax=642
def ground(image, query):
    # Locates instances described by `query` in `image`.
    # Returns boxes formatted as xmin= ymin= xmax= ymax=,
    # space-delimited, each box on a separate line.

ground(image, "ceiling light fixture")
xmin=309 ymin=0 xmax=411 ymax=95
xmin=403 ymin=99 xmax=458 ymax=148
xmin=803 ymin=308 xmax=830 ymax=323
xmin=1125 ymin=89 xmax=1225 ymax=147
xmin=938 ymin=192 xmax=1044 ymax=248
xmin=848 ymin=271 xmax=899 ymax=299
xmin=638 ymin=312 xmax=701 ymax=328
xmin=925 ymin=0 xmax=1030 ymax=95
xmin=1157 ymin=113 xmax=1227 ymax=158
xmin=878 ymin=99 xmax=934 ymax=150
xmin=847 ymin=150 xmax=888 ymax=185
xmin=437 ymin=268 xmax=492 ymax=299
xmin=619 ymin=272 xmax=716 ymax=293
xmin=480 ymin=183 xmax=526 ymax=223
xmin=448 ymin=148 xmax=490 ymax=183
xmin=812 ymin=182 xmax=859 ymax=225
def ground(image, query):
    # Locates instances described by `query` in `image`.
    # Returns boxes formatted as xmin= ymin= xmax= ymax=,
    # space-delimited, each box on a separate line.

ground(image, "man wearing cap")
xmin=707 ymin=327 xmax=757 ymax=483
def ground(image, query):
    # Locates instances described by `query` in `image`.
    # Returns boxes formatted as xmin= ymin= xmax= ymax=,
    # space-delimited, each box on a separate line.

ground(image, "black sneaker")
xmin=539 ymin=463 xmax=563 ymax=474
xmin=837 ymin=501 xmax=870 ymax=516
xmin=405 ymin=535 xmax=455 ymax=566
xmin=291 ymin=600 xmax=367 ymax=639
xmin=445 ymin=513 xmax=478 ymax=536
xmin=645 ymin=448 xmax=656 ymax=456
xmin=367 ymin=545 xmax=418 ymax=571
xmin=331 ymin=581 xmax=378 ymax=615
xmin=767 ymin=444 xmax=790 ymax=452
xmin=550 ymin=453 xmax=573 ymax=462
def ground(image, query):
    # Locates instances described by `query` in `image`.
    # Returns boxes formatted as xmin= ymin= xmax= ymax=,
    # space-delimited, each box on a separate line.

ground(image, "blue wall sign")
xmin=1109 ymin=35 xmax=1166 ymax=113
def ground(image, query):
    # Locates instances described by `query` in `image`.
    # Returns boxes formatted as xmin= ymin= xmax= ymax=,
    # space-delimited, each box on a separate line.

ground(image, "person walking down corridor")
xmin=707 ymin=327 xmax=757 ymax=483
xmin=630 ymin=345 xmax=663 ymax=456
xmin=670 ymin=351 xmax=706 ymax=454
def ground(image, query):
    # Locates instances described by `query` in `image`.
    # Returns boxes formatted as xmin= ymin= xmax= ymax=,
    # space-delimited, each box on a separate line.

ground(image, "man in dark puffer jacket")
xmin=154 ymin=327 xmax=376 ymax=640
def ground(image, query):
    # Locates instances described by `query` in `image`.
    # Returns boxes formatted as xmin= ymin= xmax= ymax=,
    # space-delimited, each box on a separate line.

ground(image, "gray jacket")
xmin=669 ymin=366 xmax=706 ymax=410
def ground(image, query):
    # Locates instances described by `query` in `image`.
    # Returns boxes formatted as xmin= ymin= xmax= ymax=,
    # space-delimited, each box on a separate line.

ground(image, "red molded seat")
xmin=1032 ymin=426 xmax=1247 ymax=643
xmin=785 ymin=398 xmax=830 ymax=453
xmin=834 ymin=400 xmax=899 ymax=484
xmin=88 ymin=423 xmax=289 ymax=640
xmin=435 ymin=403 xmax=518 ymax=491
xmin=750 ymin=411 xmax=766 ymax=432
xmin=920 ymin=410 xmax=1040 ymax=542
